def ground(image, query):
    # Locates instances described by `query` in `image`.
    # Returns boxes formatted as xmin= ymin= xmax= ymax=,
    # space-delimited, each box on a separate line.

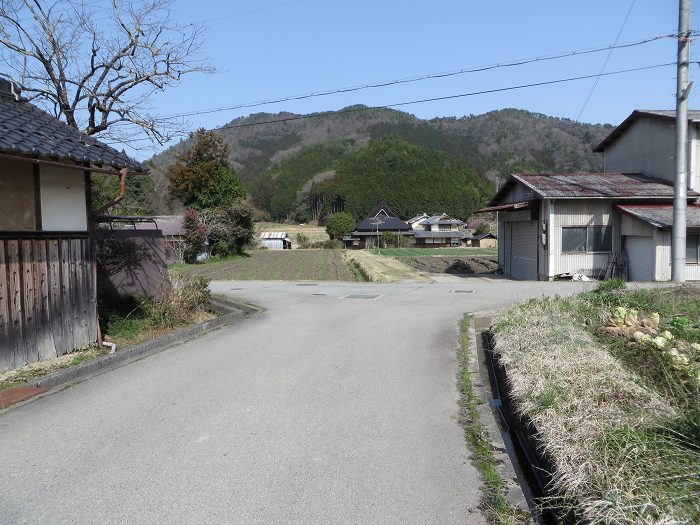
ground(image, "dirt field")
xmin=400 ymin=256 xmax=499 ymax=274
xmin=174 ymin=249 xmax=358 ymax=281
xmin=255 ymin=222 xmax=329 ymax=245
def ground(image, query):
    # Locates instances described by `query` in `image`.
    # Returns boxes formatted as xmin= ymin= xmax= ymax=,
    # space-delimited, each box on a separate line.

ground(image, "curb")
xmin=469 ymin=315 xmax=538 ymax=521
xmin=2 ymin=297 xmax=262 ymax=410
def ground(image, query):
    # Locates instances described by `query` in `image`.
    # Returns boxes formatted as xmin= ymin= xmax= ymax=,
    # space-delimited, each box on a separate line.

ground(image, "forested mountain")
xmin=144 ymin=106 xmax=614 ymax=219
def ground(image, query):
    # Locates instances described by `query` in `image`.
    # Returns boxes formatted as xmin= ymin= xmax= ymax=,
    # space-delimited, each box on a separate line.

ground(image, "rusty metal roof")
xmin=260 ymin=232 xmax=291 ymax=239
xmin=594 ymin=109 xmax=700 ymax=152
xmin=488 ymin=173 xmax=692 ymax=207
xmin=617 ymin=204 xmax=700 ymax=229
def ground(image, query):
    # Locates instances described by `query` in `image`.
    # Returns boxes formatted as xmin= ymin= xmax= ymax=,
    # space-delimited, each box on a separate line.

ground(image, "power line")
xmin=146 ymin=61 xmax=673 ymax=139
xmin=576 ymin=0 xmax=636 ymax=121
xmin=102 ymin=61 xmax=675 ymax=147
xmin=165 ymin=32 xmax=683 ymax=119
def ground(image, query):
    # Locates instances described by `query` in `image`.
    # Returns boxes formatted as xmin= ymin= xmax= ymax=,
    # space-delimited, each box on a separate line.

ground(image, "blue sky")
xmin=130 ymin=0 xmax=699 ymax=157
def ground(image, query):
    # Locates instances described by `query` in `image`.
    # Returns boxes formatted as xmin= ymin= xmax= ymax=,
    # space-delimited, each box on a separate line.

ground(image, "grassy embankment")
xmin=378 ymin=247 xmax=497 ymax=257
xmin=458 ymin=315 xmax=530 ymax=525
xmin=492 ymin=281 xmax=700 ymax=524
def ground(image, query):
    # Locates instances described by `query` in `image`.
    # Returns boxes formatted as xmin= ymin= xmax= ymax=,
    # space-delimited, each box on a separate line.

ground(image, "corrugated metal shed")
xmin=488 ymin=173 xmax=696 ymax=206
xmin=617 ymin=204 xmax=700 ymax=229
xmin=594 ymin=109 xmax=700 ymax=152
xmin=260 ymin=232 xmax=290 ymax=239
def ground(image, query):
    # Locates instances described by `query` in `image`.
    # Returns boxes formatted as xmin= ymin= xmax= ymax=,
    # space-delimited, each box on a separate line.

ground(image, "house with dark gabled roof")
xmin=343 ymin=201 xmax=413 ymax=249
xmin=0 ymin=78 xmax=147 ymax=372
xmin=475 ymin=172 xmax=699 ymax=281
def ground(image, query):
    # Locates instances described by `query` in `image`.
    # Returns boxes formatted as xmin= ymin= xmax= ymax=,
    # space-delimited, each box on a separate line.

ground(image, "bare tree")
xmin=0 ymin=0 xmax=212 ymax=146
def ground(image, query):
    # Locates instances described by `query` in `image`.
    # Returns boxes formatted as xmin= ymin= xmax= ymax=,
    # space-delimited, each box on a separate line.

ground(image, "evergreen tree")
xmin=168 ymin=129 xmax=246 ymax=210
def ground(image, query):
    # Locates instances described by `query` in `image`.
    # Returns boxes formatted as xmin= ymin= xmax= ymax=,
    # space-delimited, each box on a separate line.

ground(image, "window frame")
xmin=561 ymin=225 xmax=613 ymax=254
xmin=686 ymin=233 xmax=700 ymax=264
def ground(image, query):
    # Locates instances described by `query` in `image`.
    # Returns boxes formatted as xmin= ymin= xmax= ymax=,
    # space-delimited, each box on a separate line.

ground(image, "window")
xmin=562 ymin=226 xmax=612 ymax=253
xmin=438 ymin=224 xmax=451 ymax=232
xmin=687 ymin=234 xmax=699 ymax=264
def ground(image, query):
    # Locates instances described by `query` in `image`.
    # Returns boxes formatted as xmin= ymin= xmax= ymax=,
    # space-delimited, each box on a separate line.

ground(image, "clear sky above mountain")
xmin=124 ymin=0 xmax=700 ymax=158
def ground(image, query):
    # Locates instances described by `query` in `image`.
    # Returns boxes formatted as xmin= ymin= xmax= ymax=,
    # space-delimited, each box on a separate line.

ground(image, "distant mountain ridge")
xmin=145 ymin=106 xmax=613 ymax=215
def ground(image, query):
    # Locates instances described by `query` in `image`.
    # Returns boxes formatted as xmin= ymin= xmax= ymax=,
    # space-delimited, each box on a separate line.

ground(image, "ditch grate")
xmin=451 ymin=289 xmax=476 ymax=294
xmin=296 ymin=283 xmax=318 ymax=286
xmin=341 ymin=294 xmax=381 ymax=300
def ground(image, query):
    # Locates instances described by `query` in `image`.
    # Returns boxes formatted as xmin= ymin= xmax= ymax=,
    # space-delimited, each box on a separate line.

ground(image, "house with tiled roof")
xmin=0 ymin=78 xmax=147 ymax=372
xmin=410 ymin=212 xmax=466 ymax=248
xmin=343 ymin=201 xmax=413 ymax=249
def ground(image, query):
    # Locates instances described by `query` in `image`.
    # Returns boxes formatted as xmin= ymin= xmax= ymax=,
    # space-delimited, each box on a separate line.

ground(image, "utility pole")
xmin=672 ymin=0 xmax=691 ymax=282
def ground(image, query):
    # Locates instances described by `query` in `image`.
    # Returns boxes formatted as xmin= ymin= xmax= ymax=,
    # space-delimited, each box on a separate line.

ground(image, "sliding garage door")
xmin=510 ymin=221 xmax=538 ymax=280
xmin=625 ymin=236 xmax=655 ymax=281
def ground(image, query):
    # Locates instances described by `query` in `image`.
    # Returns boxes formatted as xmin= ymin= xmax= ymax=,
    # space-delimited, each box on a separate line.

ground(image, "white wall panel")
xmin=40 ymin=166 xmax=87 ymax=231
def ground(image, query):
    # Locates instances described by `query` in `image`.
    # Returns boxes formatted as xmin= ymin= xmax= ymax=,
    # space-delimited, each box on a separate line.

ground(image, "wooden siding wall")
xmin=0 ymin=234 xmax=96 ymax=372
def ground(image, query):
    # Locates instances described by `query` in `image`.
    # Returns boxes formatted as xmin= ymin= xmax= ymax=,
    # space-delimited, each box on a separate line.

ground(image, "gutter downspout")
xmin=91 ymin=166 xmax=129 ymax=350
xmin=94 ymin=167 xmax=129 ymax=217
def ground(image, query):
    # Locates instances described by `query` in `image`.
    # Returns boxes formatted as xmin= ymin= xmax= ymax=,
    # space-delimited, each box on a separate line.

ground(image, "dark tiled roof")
xmin=617 ymin=204 xmax=700 ymax=229
xmin=355 ymin=216 xmax=412 ymax=231
xmin=594 ymin=109 xmax=700 ymax=152
xmin=489 ymin=173 xmax=691 ymax=206
xmin=366 ymin=201 xmax=398 ymax=218
xmin=472 ymin=233 xmax=497 ymax=240
xmin=414 ymin=230 xmax=465 ymax=238
xmin=0 ymin=79 xmax=146 ymax=172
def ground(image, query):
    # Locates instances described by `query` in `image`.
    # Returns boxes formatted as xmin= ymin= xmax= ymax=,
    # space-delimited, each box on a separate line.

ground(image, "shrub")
xmin=325 ymin=212 xmax=356 ymax=240
xmin=207 ymin=201 xmax=255 ymax=256
xmin=183 ymin=208 xmax=207 ymax=264
xmin=296 ymin=233 xmax=310 ymax=248
xmin=150 ymin=275 xmax=211 ymax=327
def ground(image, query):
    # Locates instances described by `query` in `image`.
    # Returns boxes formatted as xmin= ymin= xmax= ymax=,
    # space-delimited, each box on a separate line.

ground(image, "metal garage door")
xmin=625 ymin=236 xmax=655 ymax=281
xmin=510 ymin=221 xmax=538 ymax=280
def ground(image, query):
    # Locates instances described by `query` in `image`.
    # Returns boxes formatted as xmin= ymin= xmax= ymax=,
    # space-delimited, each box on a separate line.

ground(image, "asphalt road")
xmin=0 ymin=277 xmax=593 ymax=524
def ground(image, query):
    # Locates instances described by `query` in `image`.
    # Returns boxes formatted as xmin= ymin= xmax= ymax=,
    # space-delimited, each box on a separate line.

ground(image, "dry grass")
xmin=493 ymin=297 xmax=699 ymax=524
xmin=342 ymin=250 xmax=428 ymax=282
xmin=255 ymin=222 xmax=329 ymax=245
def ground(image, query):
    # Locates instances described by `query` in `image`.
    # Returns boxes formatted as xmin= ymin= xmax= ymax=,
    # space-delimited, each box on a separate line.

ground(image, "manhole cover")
xmin=296 ymin=283 xmax=317 ymax=286
xmin=341 ymin=294 xmax=380 ymax=300
xmin=451 ymin=289 xmax=476 ymax=294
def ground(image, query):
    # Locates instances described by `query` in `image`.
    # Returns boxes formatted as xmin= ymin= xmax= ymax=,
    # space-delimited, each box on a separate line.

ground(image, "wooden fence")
xmin=0 ymin=233 xmax=96 ymax=372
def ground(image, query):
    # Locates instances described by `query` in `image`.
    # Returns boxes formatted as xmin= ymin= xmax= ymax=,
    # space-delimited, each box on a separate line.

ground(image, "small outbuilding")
xmin=470 ymin=233 xmax=497 ymax=248
xmin=260 ymin=232 xmax=292 ymax=250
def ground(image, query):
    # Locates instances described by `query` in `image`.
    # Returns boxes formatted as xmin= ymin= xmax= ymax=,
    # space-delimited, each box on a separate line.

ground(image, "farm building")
xmin=476 ymin=172 xmax=697 ymax=281
xmin=410 ymin=212 xmax=466 ymax=247
xmin=343 ymin=202 xmax=413 ymax=249
xmin=133 ymin=215 xmax=185 ymax=263
xmin=260 ymin=232 xmax=292 ymax=250
xmin=470 ymin=233 xmax=497 ymax=248
xmin=477 ymin=108 xmax=700 ymax=281
xmin=0 ymin=78 xmax=147 ymax=372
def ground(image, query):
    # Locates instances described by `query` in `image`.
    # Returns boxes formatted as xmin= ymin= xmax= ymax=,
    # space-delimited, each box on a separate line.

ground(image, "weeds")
xmin=493 ymin=287 xmax=700 ymax=524
xmin=459 ymin=315 xmax=530 ymax=524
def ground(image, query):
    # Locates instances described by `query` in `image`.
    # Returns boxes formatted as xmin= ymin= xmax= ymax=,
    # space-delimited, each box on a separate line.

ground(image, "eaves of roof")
xmin=594 ymin=109 xmax=700 ymax=152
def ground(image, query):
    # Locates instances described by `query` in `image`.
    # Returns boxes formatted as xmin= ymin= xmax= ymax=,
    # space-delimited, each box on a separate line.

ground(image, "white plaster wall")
xmin=40 ymin=166 xmax=87 ymax=231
